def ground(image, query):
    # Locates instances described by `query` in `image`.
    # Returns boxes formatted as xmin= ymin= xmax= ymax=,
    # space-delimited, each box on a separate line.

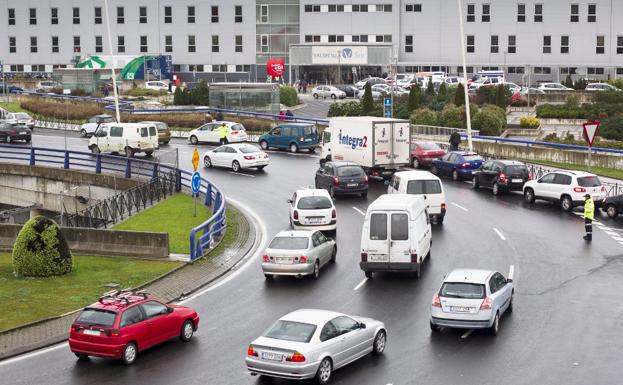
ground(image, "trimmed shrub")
xmin=410 ymin=108 xmax=437 ymax=126
xmin=361 ymin=83 xmax=374 ymax=113
xmin=20 ymin=98 xmax=104 ymax=121
xmin=594 ymin=90 xmax=623 ymax=104
xmin=426 ymin=78 xmax=435 ymax=95
xmin=173 ymin=87 xmax=185 ymax=105
xmin=454 ymin=83 xmax=465 ymax=106
xmin=600 ymin=115 xmax=623 ymax=141
xmin=536 ymin=104 xmax=587 ymax=119
xmin=122 ymin=113 xmax=210 ymax=129
xmin=280 ymin=86 xmax=298 ymax=107
xmin=123 ymin=88 xmax=168 ymax=97
xmin=437 ymin=104 xmax=465 ymax=128
xmin=495 ymin=84 xmax=506 ymax=109
xmin=191 ymin=80 xmax=210 ymax=106
xmin=519 ymin=116 xmax=540 ymax=128
xmin=12 ymin=216 xmax=72 ymax=277
xmin=328 ymin=101 xmax=363 ymax=117
xmin=407 ymin=83 xmax=422 ymax=112
xmin=471 ymin=107 xmax=505 ymax=136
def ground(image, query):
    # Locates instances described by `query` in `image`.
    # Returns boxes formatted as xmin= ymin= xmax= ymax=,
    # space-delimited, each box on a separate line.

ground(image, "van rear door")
xmin=365 ymin=212 xmax=390 ymax=268
xmin=391 ymin=122 xmax=411 ymax=165
xmin=373 ymin=122 xmax=392 ymax=166
xmin=388 ymin=211 xmax=411 ymax=267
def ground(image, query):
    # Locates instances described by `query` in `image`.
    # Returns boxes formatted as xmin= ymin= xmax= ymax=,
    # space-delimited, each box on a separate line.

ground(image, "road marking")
xmin=352 ymin=207 xmax=366 ymax=216
xmin=451 ymin=202 xmax=468 ymax=211
xmin=228 ymin=171 xmax=255 ymax=178
xmin=0 ymin=342 xmax=67 ymax=366
xmin=604 ymin=231 xmax=619 ymax=237
xmin=508 ymin=265 xmax=515 ymax=281
xmin=353 ymin=277 xmax=368 ymax=291
xmin=460 ymin=330 xmax=473 ymax=339
xmin=493 ymin=228 xmax=506 ymax=241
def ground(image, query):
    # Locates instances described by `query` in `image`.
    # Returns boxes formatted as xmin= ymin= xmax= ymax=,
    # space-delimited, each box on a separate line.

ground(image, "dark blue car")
xmin=431 ymin=151 xmax=483 ymax=181
xmin=0 ymin=84 xmax=23 ymax=94
xmin=258 ymin=123 xmax=319 ymax=153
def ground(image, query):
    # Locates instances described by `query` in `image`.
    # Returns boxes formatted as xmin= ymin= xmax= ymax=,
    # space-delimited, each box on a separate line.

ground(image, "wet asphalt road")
xmin=1 ymin=131 xmax=623 ymax=385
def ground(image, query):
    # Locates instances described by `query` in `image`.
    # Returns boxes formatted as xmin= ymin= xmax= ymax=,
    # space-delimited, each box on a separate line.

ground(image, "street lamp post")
xmin=337 ymin=49 xmax=341 ymax=85
xmin=457 ymin=0 xmax=473 ymax=151
xmin=103 ymin=0 xmax=121 ymax=123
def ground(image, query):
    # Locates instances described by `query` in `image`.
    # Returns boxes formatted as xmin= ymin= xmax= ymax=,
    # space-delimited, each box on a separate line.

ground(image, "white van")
xmin=387 ymin=170 xmax=446 ymax=224
xmin=88 ymin=123 xmax=157 ymax=157
xmin=360 ymin=194 xmax=432 ymax=279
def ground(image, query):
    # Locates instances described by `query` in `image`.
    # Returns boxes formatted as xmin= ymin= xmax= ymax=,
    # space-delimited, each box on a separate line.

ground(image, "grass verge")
xmin=0 ymin=102 xmax=30 ymax=114
xmin=0 ymin=253 xmax=181 ymax=331
xmin=519 ymin=158 xmax=623 ymax=181
xmin=113 ymin=193 xmax=213 ymax=254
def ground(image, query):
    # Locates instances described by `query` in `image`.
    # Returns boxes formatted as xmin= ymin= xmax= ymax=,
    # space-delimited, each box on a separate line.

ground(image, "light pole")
xmin=457 ymin=0 xmax=473 ymax=151
xmin=337 ymin=49 xmax=341 ymax=85
xmin=103 ymin=0 xmax=121 ymax=122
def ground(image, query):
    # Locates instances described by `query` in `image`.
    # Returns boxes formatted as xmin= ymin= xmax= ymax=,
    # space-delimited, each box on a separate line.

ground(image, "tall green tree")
xmin=454 ymin=83 xmax=465 ymax=106
xmin=426 ymin=77 xmax=435 ymax=95
xmin=495 ymin=84 xmax=506 ymax=109
xmin=173 ymin=87 xmax=184 ymax=105
xmin=437 ymin=82 xmax=448 ymax=100
xmin=361 ymin=82 xmax=374 ymax=113
xmin=407 ymin=83 xmax=421 ymax=112
xmin=191 ymin=80 xmax=210 ymax=106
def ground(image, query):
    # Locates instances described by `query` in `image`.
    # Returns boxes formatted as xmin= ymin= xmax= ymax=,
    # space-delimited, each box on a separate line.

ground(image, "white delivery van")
xmin=321 ymin=117 xmax=411 ymax=178
xmin=360 ymin=194 xmax=432 ymax=278
xmin=88 ymin=123 xmax=157 ymax=158
xmin=387 ymin=170 xmax=446 ymax=224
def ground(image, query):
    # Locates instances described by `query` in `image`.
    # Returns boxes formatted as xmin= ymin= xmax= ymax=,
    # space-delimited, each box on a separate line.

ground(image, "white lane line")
xmin=604 ymin=231 xmax=619 ymax=237
xmin=228 ymin=171 xmax=255 ymax=178
xmin=460 ymin=330 xmax=473 ymax=339
xmin=352 ymin=207 xmax=366 ymax=216
xmin=0 ymin=342 xmax=67 ymax=366
xmin=451 ymin=202 xmax=468 ymax=211
xmin=353 ymin=277 xmax=369 ymax=291
xmin=493 ymin=228 xmax=507 ymax=241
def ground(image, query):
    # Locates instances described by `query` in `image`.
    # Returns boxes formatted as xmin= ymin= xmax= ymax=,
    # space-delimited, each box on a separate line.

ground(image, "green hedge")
xmin=280 ymin=86 xmax=299 ymax=107
xmin=410 ymin=108 xmax=438 ymax=126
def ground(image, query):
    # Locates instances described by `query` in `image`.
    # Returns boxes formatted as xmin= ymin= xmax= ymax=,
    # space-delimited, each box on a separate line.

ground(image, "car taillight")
xmin=601 ymin=186 xmax=606 ymax=192
xmin=247 ymin=345 xmax=258 ymax=357
xmin=361 ymin=252 xmax=368 ymax=262
xmin=372 ymin=170 xmax=380 ymax=177
xmin=441 ymin=203 xmax=446 ymax=210
xmin=293 ymin=210 xmax=299 ymax=220
xmin=262 ymin=255 xmax=269 ymax=262
xmin=287 ymin=352 xmax=306 ymax=363
xmin=410 ymin=253 xmax=418 ymax=263
xmin=299 ymin=136 xmax=304 ymax=143
xmin=573 ymin=187 xmax=586 ymax=193
xmin=243 ymin=156 xmax=255 ymax=160
xmin=331 ymin=209 xmax=336 ymax=219
xmin=480 ymin=297 xmax=492 ymax=310
xmin=421 ymin=151 xmax=429 ymax=156
xmin=527 ymin=174 xmax=532 ymax=181
xmin=299 ymin=255 xmax=308 ymax=264
xmin=107 ymin=329 xmax=121 ymax=337
xmin=333 ymin=177 xmax=339 ymax=186
xmin=499 ymin=172 xmax=507 ymax=183
xmin=364 ymin=175 xmax=369 ymax=183
xmin=462 ymin=162 xmax=470 ymax=168
xmin=72 ymin=324 xmax=82 ymax=332
xmin=432 ymin=293 xmax=441 ymax=308
xmin=231 ymin=131 xmax=239 ymax=135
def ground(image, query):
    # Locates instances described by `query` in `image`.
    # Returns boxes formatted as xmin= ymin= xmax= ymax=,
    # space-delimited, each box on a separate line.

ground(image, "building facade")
xmin=1 ymin=0 xmax=622 ymax=84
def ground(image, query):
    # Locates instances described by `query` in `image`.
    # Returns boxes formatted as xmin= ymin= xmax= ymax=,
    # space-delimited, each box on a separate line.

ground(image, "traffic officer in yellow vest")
xmin=218 ymin=123 xmax=228 ymax=146
xmin=583 ymin=194 xmax=595 ymax=241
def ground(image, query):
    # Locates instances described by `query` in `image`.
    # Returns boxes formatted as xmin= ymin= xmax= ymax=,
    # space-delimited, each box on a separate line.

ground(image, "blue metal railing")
xmin=0 ymin=144 xmax=225 ymax=260
xmin=459 ymin=134 xmax=623 ymax=155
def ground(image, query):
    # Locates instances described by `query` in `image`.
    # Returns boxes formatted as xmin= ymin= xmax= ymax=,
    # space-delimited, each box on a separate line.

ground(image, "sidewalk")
xmin=0 ymin=200 xmax=259 ymax=360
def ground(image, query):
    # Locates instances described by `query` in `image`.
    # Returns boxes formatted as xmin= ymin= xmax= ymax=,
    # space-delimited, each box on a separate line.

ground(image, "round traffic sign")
xmin=191 ymin=172 xmax=201 ymax=194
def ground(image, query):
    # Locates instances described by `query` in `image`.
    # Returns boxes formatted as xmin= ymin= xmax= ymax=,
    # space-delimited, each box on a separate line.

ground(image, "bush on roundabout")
xmin=12 ymin=216 xmax=73 ymax=277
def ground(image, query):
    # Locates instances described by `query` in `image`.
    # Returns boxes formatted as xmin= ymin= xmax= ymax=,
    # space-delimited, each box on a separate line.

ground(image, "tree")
xmin=410 ymin=108 xmax=438 ymax=126
xmin=173 ymin=87 xmax=184 ymax=105
xmin=437 ymin=82 xmax=448 ymax=100
xmin=454 ymin=83 xmax=465 ymax=106
xmin=426 ymin=77 xmax=435 ymax=96
xmin=564 ymin=75 xmax=574 ymax=89
xmin=407 ymin=83 xmax=421 ymax=112
xmin=495 ymin=84 xmax=507 ymax=109
xmin=361 ymin=82 xmax=374 ymax=113
xmin=191 ymin=80 xmax=210 ymax=106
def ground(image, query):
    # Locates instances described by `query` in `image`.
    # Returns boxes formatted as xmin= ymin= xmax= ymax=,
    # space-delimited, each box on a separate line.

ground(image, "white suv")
xmin=523 ymin=170 xmax=606 ymax=211
xmin=288 ymin=189 xmax=337 ymax=234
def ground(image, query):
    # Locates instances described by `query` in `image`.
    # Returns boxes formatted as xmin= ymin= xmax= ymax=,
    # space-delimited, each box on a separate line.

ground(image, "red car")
xmin=69 ymin=290 xmax=200 ymax=365
xmin=410 ymin=141 xmax=446 ymax=168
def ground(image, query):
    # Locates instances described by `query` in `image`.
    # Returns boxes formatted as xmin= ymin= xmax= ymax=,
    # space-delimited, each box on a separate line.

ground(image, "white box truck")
xmin=320 ymin=117 xmax=411 ymax=178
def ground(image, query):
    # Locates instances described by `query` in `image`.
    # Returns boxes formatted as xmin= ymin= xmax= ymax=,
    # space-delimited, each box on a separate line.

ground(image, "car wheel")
xmin=312 ymin=260 xmax=320 ymax=280
xmin=437 ymin=216 xmax=444 ymax=225
xmin=125 ymin=147 xmax=134 ymax=158
xmin=412 ymin=158 xmax=420 ymax=169
xmin=524 ymin=188 xmax=535 ymax=204
xmin=331 ymin=246 xmax=337 ymax=263
xmin=122 ymin=342 xmax=138 ymax=365
xmin=190 ymin=135 xmax=198 ymax=145
xmin=257 ymin=166 xmax=265 ymax=171
xmin=90 ymin=145 xmax=100 ymax=154
xmin=364 ymin=271 xmax=373 ymax=279
xmin=74 ymin=353 xmax=89 ymax=361
xmin=163 ymin=140 xmax=170 ymax=145
xmin=232 ymin=160 xmax=241 ymax=172
xmin=430 ymin=165 xmax=439 ymax=175
xmin=331 ymin=94 xmax=337 ymax=99
xmin=145 ymin=150 xmax=154 ymax=157
xmin=264 ymin=274 xmax=273 ymax=280
xmin=414 ymin=263 xmax=421 ymax=279
xmin=606 ymin=204 xmax=619 ymax=219
xmin=560 ymin=195 xmax=573 ymax=212
xmin=80 ymin=129 xmax=87 ymax=137
xmin=180 ymin=320 xmax=194 ymax=342
xmin=260 ymin=140 xmax=269 ymax=150
xmin=507 ymin=293 xmax=514 ymax=313
xmin=204 ymin=156 xmax=212 ymax=168
xmin=289 ymin=143 xmax=299 ymax=153
xmin=452 ymin=169 xmax=459 ymax=181
xmin=308 ymin=147 xmax=316 ymax=153
xmin=372 ymin=330 xmax=387 ymax=355
xmin=25 ymin=138 xmax=32 ymax=143
xmin=489 ymin=312 xmax=500 ymax=336
xmin=315 ymin=357 xmax=332 ymax=385
xmin=472 ymin=176 xmax=479 ymax=189
xmin=492 ymin=182 xmax=500 ymax=196
xmin=430 ymin=321 xmax=440 ymax=333
xmin=313 ymin=93 xmax=319 ymax=99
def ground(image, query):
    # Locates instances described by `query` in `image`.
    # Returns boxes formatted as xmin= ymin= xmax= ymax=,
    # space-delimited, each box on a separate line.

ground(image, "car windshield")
xmin=101 ymin=116 xmax=115 ymax=123
xmin=462 ymin=155 xmax=482 ymax=162
xmin=440 ymin=283 xmax=486 ymax=299
xmin=231 ymin=124 xmax=245 ymax=131
xmin=418 ymin=142 xmax=441 ymax=150
xmin=268 ymin=237 xmax=309 ymax=250
xmin=239 ymin=145 xmax=260 ymax=154
xmin=303 ymin=125 xmax=317 ymax=136
xmin=297 ymin=196 xmax=332 ymax=210
xmin=264 ymin=320 xmax=317 ymax=343
xmin=407 ymin=180 xmax=442 ymax=194
xmin=577 ymin=176 xmax=601 ymax=187
xmin=337 ymin=166 xmax=364 ymax=177
xmin=76 ymin=308 xmax=117 ymax=327
xmin=15 ymin=113 xmax=30 ymax=119
xmin=505 ymin=165 xmax=528 ymax=174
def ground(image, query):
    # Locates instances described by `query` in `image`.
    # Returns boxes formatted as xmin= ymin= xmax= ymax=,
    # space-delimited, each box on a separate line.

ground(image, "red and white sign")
xmin=266 ymin=58 xmax=285 ymax=78
xmin=582 ymin=121 xmax=600 ymax=147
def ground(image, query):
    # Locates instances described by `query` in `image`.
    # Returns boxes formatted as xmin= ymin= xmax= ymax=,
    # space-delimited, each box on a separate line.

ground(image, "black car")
xmin=0 ymin=122 xmax=32 ymax=143
xmin=472 ymin=160 xmax=530 ymax=195
xmin=335 ymin=85 xmax=359 ymax=98
xmin=0 ymin=84 xmax=23 ymax=94
xmin=315 ymin=161 xmax=368 ymax=198
xmin=602 ymin=194 xmax=623 ymax=219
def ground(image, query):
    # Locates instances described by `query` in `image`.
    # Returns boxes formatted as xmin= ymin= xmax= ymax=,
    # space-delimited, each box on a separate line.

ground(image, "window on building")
xmin=570 ymin=4 xmax=579 ymax=22
xmin=260 ymin=35 xmax=269 ymax=52
xmin=212 ymin=64 xmax=226 ymax=72
xmin=377 ymin=4 xmax=392 ymax=12
xmin=94 ymin=7 xmax=102 ymax=24
xmin=617 ymin=68 xmax=623 ymax=75
xmin=73 ymin=7 xmax=80 ymax=24
xmin=117 ymin=36 xmax=125 ymax=53
xmin=467 ymin=4 xmax=475 ymax=22
xmin=588 ymin=4 xmax=596 ymax=22
xmin=235 ymin=5 xmax=243 ymax=22
xmin=95 ymin=36 xmax=103 ymax=53
xmin=116 ymin=7 xmax=124 ymax=23
xmin=186 ymin=6 xmax=195 ymax=23
xmin=235 ymin=35 xmax=243 ymax=52
xmin=10 ymin=65 xmax=24 ymax=72
xmin=406 ymin=4 xmax=422 ymax=12
xmin=305 ymin=5 xmax=321 ymax=12
xmin=467 ymin=35 xmax=475 ymax=53
xmin=211 ymin=6 xmax=219 ymax=22
xmin=490 ymin=35 xmax=499 ymax=53
xmin=188 ymin=65 xmax=204 ymax=73
xmin=29 ymin=8 xmax=36 ymax=25
xmin=9 ymin=37 xmax=16 ymax=53
xmin=305 ymin=35 xmax=321 ymax=43
xmin=32 ymin=65 xmax=45 ymax=72
xmin=561 ymin=35 xmax=569 ymax=53
xmin=51 ymin=8 xmax=58 ymax=24
xmin=235 ymin=65 xmax=251 ymax=72
xmin=8 ymin=8 xmax=15 ymax=25
xmin=587 ymin=67 xmax=604 ymax=75
xmin=596 ymin=35 xmax=605 ymax=54
xmin=73 ymin=36 xmax=81 ymax=53
xmin=140 ymin=36 xmax=148 ymax=53
xmin=328 ymin=35 xmax=344 ymax=43
xmin=618 ymin=36 xmax=623 ymax=54
xmin=352 ymin=5 xmax=369 ymax=12
xmin=165 ymin=35 xmax=172 ymax=53
xmin=260 ymin=5 xmax=269 ymax=23
xmin=52 ymin=36 xmax=59 ymax=53
xmin=543 ymin=35 xmax=551 ymax=53
xmin=560 ymin=67 xmax=577 ymax=75
xmin=328 ymin=4 xmax=345 ymax=12
xmin=507 ymin=35 xmax=516 ymax=53
xmin=30 ymin=36 xmax=37 ymax=53
xmin=164 ymin=6 xmax=172 ymax=23
xmin=533 ymin=67 xmax=551 ymax=74
xmin=188 ymin=35 xmax=196 ymax=53
xmin=517 ymin=4 xmax=525 ymax=22
xmin=482 ymin=4 xmax=490 ymax=22
xmin=508 ymin=67 xmax=525 ymax=74
xmin=139 ymin=7 xmax=147 ymax=23
xmin=212 ymin=35 xmax=219 ymax=52
xmin=534 ymin=4 xmax=542 ymax=22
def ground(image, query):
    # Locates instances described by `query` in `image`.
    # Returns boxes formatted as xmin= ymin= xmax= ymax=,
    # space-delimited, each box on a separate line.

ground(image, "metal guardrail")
xmin=462 ymin=134 xmax=623 ymax=155
xmin=0 ymin=144 xmax=225 ymax=260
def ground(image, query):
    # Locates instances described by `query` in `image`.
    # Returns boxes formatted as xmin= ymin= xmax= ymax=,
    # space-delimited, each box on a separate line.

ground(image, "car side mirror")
xmin=384 ymin=180 xmax=390 ymax=186
xmin=506 ymin=278 xmax=513 ymax=284
xmin=359 ymin=323 xmax=366 ymax=329
xmin=167 ymin=307 xmax=174 ymax=313
xmin=287 ymin=199 xmax=293 ymax=204
xmin=318 ymin=169 xmax=325 ymax=174
xmin=537 ymin=179 xmax=542 ymax=183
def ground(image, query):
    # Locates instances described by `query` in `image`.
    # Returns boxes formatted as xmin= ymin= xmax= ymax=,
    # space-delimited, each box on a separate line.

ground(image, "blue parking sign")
xmin=384 ymin=98 xmax=392 ymax=107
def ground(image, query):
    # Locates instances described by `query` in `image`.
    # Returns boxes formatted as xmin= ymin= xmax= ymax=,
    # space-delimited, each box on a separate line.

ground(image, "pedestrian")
xmin=583 ymin=194 xmax=594 ymax=241
xmin=218 ymin=123 xmax=228 ymax=146
xmin=103 ymin=85 xmax=109 ymax=98
xmin=278 ymin=110 xmax=285 ymax=121
xmin=449 ymin=131 xmax=461 ymax=151
xmin=302 ymin=80 xmax=307 ymax=94
xmin=215 ymin=106 xmax=224 ymax=122
xmin=285 ymin=110 xmax=294 ymax=119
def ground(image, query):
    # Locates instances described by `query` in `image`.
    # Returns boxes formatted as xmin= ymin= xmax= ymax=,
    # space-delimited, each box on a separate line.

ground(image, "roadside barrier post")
xmin=29 ymin=147 xmax=35 ymax=165
xmin=205 ymin=183 xmax=212 ymax=206
xmin=95 ymin=154 xmax=102 ymax=174
xmin=63 ymin=151 xmax=69 ymax=169
xmin=125 ymin=159 xmax=131 ymax=178
xmin=151 ymin=163 xmax=159 ymax=180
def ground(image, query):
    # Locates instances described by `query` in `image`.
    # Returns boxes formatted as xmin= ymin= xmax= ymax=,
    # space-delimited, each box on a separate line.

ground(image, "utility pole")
xmin=457 ymin=0 xmax=473 ymax=151
xmin=337 ymin=49 xmax=341 ymax=85
xmin=103 ymin=0 xmax=121 ymax=122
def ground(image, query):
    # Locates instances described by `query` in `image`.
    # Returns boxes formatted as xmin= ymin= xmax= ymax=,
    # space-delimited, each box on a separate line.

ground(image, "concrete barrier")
xmin=0 ymin=224 xmax=170 ymax=259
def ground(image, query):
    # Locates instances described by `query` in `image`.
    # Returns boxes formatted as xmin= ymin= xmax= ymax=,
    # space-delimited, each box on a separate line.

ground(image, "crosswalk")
xmin=573 ymin=212 xmax=623 ymax=247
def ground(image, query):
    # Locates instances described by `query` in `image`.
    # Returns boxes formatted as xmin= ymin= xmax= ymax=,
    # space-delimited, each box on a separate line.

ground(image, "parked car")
xmin=410 ymin=141 xmax=446 ymax=168
xmin=431 ymin=151 xmax=484 ymax=181
xmin=36 ymin=80 xmax=61 ymax=91
xmin=2 ymin=112 xmax=34 ymax=129
xmin=334 ymin=84 xmax=359 ymax=98
xmin=585 ymin=83 xmax=620 ymax=92
xmin=80 ymin=115 xmax=116 ymax=137
xmin=88 ymin=123 xmax=157 ymax=157
xmin=262 ymin=230 xmax=337 ymax=280
xmin=0 ymin=84 xmax=23 ymax=94
xmin=523 ymin=170 xmax=606 ymax=211
xmin=140 ymin=121 xmax=171 ymax=144
xmin=311 ymin=85 xmax=346 ymax=99
xmin=315 ymin=161 xmax=368 ymax=197
xmin=0 ymin=122 xmax=31 ymax=143
xmin=468 ymin=76 xmax=503 ymax=91
xmin=69 ymin=289 xmax=199 ymax=365
xmin=395 ymin=73 xmax=416 ymax=88
xmin=503 ymin=82 xmax=521 ymax=93
xmin=288 ymin=189 xmax=337 ymax=234
xmin=472 ymin=160 xmax=531 ymax=195
xmin=387 ymin=170 xmax=446 ymax=224
xmin=357 ymin=88 xmax=382 ymax=99
xmin=444 ymin=76 xmax=464 ymax=86
xmin=430 ymin=268 xmax=514 ymax=335
xmin=259 ymin=123 xmax=319 ymax=153
xmin=537 ymin=83 xmax=573 ymax=92
xmin=520 ymin=87 xmax=546 ymax=95
xmin=355 ymin=77 xmax=386 ymax=89
xmin=602 ymin=194 xmax=623 ymax=219
xmin=188 ymin=121 xmax=248 ymax=145
xmin=203 ymin=143 xmax=269 ymax=172
xmin=246 ymin=309 xmax=386 ymax=384
xmin=372 ymin=84 xmax=409 ymax=97
xmin=144 ymin=81 xmax=171 ymax=92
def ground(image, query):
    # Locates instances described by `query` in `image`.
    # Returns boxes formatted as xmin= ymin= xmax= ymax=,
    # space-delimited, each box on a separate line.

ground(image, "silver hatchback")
xmin=262 ymin=230 xmax=336 ymax=279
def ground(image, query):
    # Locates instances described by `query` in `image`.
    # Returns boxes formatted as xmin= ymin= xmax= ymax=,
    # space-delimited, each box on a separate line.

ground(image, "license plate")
xmin=83 ymin=329 xmax=101 ymax=336
xmin=347 ymin=183 xmax=358 ymax=187
xmin=370 ymin=254 xmax=387 ymax=261
xmin=20 ymin=131 xmax=27 ymax=135
xmin=450 ymin=306 xmax=471 ymax=313
xmin=307 ymin=218 xmax=324 ymax=224
xmin=275 ymin=257 xmax=291 ymax=264
xmin=261 ymin=352 xmax=283 ymax=361
xmin=512 ymin=179 xmax=523 ymax=183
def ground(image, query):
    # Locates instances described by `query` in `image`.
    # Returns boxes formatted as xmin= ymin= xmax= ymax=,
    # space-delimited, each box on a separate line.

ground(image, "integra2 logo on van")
xmin=338 ymin=130 xmax=368 ymax=149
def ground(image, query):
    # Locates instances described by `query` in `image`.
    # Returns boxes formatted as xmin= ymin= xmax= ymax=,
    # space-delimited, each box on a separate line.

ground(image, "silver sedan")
xmin=246 ymin=309 xmax=387 ymax=384
xmin=262 ymin=230 xmax=336 ymax=279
